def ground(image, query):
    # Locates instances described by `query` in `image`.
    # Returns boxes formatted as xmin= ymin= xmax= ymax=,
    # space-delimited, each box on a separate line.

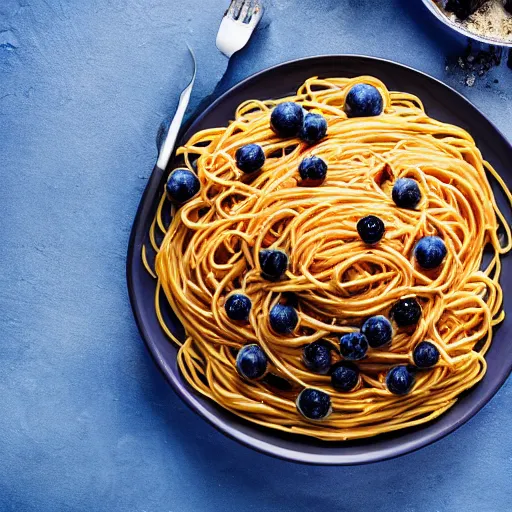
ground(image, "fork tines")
xmin=227 ymin=0 xmax=261 ymax=24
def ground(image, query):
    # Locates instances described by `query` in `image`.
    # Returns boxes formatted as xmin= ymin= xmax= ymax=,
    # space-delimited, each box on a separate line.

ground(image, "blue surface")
xmin=1 ymin=0 xmax=512 ymax=510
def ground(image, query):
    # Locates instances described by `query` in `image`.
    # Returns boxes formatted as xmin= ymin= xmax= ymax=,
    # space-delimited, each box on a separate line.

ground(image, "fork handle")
xmin=157 ymin=88 xmax=193 ymax=170
xmin=156 ymin=46 xmax=196 ymax=170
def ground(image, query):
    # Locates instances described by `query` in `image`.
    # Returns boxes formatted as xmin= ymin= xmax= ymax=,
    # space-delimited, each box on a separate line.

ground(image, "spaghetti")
xmin=145 ymin=76 xmax=512 ymax=440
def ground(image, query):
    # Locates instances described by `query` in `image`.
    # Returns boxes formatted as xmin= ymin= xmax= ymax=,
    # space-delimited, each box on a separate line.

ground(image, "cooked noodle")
xmin=144 ymin=76 xmax=512 ymax=440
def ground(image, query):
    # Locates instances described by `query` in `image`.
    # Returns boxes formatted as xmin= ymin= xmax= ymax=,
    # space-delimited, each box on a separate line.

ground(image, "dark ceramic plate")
xmin=127 ymin=55 xmax=512 ymax=465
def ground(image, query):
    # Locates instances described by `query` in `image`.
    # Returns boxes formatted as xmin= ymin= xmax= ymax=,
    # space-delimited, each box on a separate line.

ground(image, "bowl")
xmin=422 ymin=0 xmax=512 ymax=47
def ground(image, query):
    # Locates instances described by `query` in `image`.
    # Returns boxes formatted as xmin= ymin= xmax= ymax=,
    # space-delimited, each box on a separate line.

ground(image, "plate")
xmin=421 ymin=0 xmax=512 ymax=47
xmin=127 ymin=55 xmax=512 ymax=465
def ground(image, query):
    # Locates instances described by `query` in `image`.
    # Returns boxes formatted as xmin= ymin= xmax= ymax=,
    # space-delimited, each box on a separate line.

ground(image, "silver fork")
xmin=216 ymin=0 xmax=263 ymax=58
xmin=132 ymin=2 xmax=263 ymax=253
xmin=155 ymin=1 xmax=262 ymax=174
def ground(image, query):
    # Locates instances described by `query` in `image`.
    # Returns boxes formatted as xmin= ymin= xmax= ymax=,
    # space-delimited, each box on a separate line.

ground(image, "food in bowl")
xmin=435 ymin=0 xmax=512 ymax=41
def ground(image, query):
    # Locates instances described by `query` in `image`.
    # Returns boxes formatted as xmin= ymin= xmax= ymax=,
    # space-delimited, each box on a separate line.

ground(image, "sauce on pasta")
xmin=144 ymin=76 xmax=512 ymax=440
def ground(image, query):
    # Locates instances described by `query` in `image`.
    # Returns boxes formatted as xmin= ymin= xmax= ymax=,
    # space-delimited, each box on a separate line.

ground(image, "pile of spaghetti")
xmin=145 ymin=76 xmax=512 ymax=441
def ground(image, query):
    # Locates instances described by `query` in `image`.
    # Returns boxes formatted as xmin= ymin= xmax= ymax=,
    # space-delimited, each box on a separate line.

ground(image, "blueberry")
xmin=166 ymin=169 xmax=200 ymax=203
xmin=263 ymin=373 xmax=293 ymax=391
xmin=269 ymin=304 xmax=298 ymax=335
xmin=300 ymin=113 xmax=327 ymax=144
xmin=392 ymin=178 xmax=421 ymax=209
xmin=413 ymin=341 xmax=440 ymax=368
xmin=361 ymin=315 xmax=393 ymax=348
xmin=224 ymin=293 xmax=252 ymax=322
xmin=357 ymin=215 xmax=385 ymax=244
xmin=235 ymin=144 xmax=265 ymax=174
xmin=271 ymin=102 xmax=304 ymax=137
xmin=303 ymin=341 xmax=332 ymax=374
xmin=298 ymin=155 xmax=328 ymax=186
xmin=390 ymin=298 xmax=422 ymax=327
xmin=339 ymin=332 xmax=368 ymax=360
xmin=259 ymin=249 xmax=288 ymax=280
xmin=236 ymin=344 xmax=268 ymax=380
xmin=282 ymin=292 xmax=299 ymax=307
xmin=386 ymin=365 xmax=415 ymax=395
xmin=296 ymin=388 xmax=332 ymax=420
xmin=344 ymin=83 xmax=383 ymax=118
xmin=330 ymin=362 xmax=359 ymax=392
xmin=414 ymin=236 xmax=447 ymax=269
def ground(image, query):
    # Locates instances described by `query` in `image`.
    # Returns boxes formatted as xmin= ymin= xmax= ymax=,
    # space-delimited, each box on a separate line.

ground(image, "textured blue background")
xmin=1 ymin=1 xmax=511 ymax=510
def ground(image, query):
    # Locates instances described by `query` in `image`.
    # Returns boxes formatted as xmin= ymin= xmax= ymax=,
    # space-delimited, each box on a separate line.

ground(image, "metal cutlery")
xmin=216 ymin=0 xmax=264 ymax=58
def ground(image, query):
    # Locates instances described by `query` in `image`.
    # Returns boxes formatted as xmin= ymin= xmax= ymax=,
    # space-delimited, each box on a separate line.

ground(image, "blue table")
xmin=1 ymin=1 xmax=511 ymax=510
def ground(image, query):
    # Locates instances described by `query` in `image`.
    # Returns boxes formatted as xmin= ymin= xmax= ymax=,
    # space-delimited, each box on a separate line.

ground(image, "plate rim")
xmin=127 ymin=54 xmax=512 ymax=465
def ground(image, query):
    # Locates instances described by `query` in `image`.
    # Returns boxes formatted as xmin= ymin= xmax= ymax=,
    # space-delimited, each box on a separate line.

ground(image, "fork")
xmin=154 ymin=1 xmax=263 ymax=175
xmin=216 ymin=0 xmax=264 ymax=58
xmin=132 ymin=3 xmax=262 ymax=241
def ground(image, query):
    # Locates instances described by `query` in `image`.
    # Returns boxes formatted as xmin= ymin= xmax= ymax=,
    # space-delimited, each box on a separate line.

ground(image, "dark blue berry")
xmin=269 ymin=304 xmax=298 ymax=335
xmin=235 ymin=144 xmax=265 ymax=173
xmin=300 ymin=113 xmax=327 ymax=144
xmin=263 ymin=373 xmax=293 ymax=391
xmin=446 ymin=0 xmax=484 ymax=19
xmin=390 ymin=298 xmax=422 ymax=327
xmin=361 ymin=315 xmax=393 ymax=348
xmin=392 ymin=178 xmax=421 ymax=209
xmin=225 ymin=293 xmax=252 ymax=322
xmin=345 ymin=84 xmax=383 ymax=118
xmin=236 ymin=344 xmax=268 ymax=380
xmin=259 ymin=249 xmax=288 ymax=280
xmin=330 ymin=362 xmax=359 ymax=392
xmin=298 ymin=155 xmax=328 ymax=186
xmin=166 ymin=169 xmax=200 ymax=203
xmin=413 ymin=341 xmax=440 ymax=368
xmin=303 ymin=341 xmax=332 ymax=374
xmin=357 ymin=215 xmax=385 ymax=244
xmin=414 ymin=236 xmax=447 ymax=269
xmin=339 ymin=332 xmax=368 ymax=360
xmin=271 ymin=102 xmax=304 ymax=137
xmin=386 ymin=365 xmax=415 ymax=395
xmin=296 ymin=388 xmax=332 ymax=420
xmin=282 ymin=292 xmax=299 ymax=307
